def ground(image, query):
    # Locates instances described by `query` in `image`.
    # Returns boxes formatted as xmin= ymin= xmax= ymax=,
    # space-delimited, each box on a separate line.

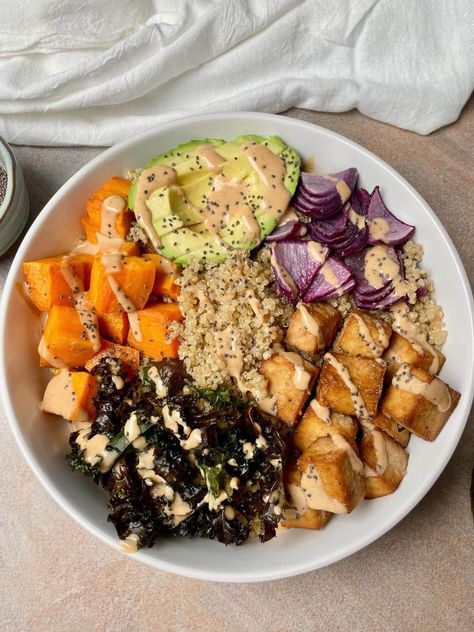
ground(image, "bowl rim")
xmin=0 ymin=135 xmax=16 ymax=222
xmin=1 ymin=111 xmax=473 ymax=582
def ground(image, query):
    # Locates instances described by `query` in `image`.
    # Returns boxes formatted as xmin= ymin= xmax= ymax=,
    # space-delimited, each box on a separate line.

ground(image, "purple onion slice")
xmin=271 ymin=240 xmax=329 ymax=302
xmin=266 ymin=219 xmax=307 ymax=243
xmin=303 ymin=256 xmax=354 ymax=302
xmin=367 ymin=187 xmax=415 ymax=246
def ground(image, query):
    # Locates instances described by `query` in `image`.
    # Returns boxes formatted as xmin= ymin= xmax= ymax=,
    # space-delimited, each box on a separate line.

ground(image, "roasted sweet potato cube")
xmin=335 ymin=311 xmax=391 ymax=358
xmin=41 ymin=369 xmax=97 ymax=423
xmin=297 ymin=435 xmax=366 ymax=513
xmin=97 ymin=312 xmax=129 ymax=344
xmin=371 ymin=411 xmax=410 ymax=447
xmin=23 ymin=255 xmax=89 ymax=312
xmin=383 ymin=332 xmax=445 ymax=381
xmin=127 ymin=303 xmax=183 ymax=361
xmin=380 ymin=364 xmax=460 ymax=441
xmin=143 ymin=253 xmax=180 ymax=299
xmin=359 ymin=429 xmax=408 ymax=498
xmin=281 ymin=464 xmax=332 ymax=530
xmin=292 ymin=400 xmax=358 ymax=452
xmin=85 ymin=340 xmax=140 ymax=380
xmin=88 ymin=256 xmax=155 ymax=314
xmin=84 ymin=177 xmax=132 ymax=243
xmin=261 ymin=351 xmax=319 ymax=425
xmin=40 ymin=305 xmax=100 ymax=368
xmin=285 ymin=303 xmax=341 ymax=356
xmin=317 ymin=352 xmax=386 ymax=418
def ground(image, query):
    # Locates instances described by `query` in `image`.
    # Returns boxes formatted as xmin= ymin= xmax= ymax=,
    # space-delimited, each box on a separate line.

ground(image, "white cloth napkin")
xmin=0 ymin=0 xmax=472 ymax=146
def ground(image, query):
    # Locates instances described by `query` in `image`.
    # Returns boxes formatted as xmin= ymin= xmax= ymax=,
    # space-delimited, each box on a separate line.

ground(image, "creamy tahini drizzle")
xmin=352 ymin=313 xmax=389 ymax=358
xmin=368 ymin=217 xmax=390 ymax=242
xmin=320 ymin=173 xmax=351 ymax=201
xmin=270 ymin=245 xmax=298 ymax=295
xmin=204 ymin=174 xmax=260 ymax=243
xmin=324 ymin=352 xmax=369 ymax=418
xmin=392 ymin=363 xmax=451 ymax=411
xmin=135 ymin=165 xmax=177 ymax=249
xmin=41 ymin=369 xmax=90 ymax=422
xmin=309 ymin=398 xmax=331 ymax=424
xmin=321 ymin=260 xmax=342 ymax=290
xmin=349 ymin=207 xmax=366 ymax=229
xmin=307 ymin=240 xmax=327 ymax=264
xmin=38 ymin=335 xmax=68 ymax=369
xmin=301 ymin=464 xmax=347 ymax=513
xmin=57 ymin=254 xmax=101 ymax=354
xmin=390 ymin=302 xmax=439 ymax=373
xmin=364 ymin=429 xmax=389 ymax=478
xmin=301 ymin=435 xmax=363 ymax=513
xmin=273 ymin=345 xmax=313 ymax=391
xmin=100 ymin=195 xmax=125 ymax=238
xmin=243 ymin=142 xmax=291 ymax=219
xmin=197 ymin=144 xmax=226 ymax=171
xmin=364 ymin=245 xmax=408 ymax=295
xmin=297 ymin=303 xmax=323 ymax=345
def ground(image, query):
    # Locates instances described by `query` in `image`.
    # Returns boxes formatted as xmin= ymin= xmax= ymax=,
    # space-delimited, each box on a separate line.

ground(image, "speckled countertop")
xmin=0 ymin=104 xmax=473 ymax=632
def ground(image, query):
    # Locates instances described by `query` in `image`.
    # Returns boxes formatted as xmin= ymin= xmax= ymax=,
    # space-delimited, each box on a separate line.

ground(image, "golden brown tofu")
xmin=359 ymin=428 xmax=408 ymax=498
xmin=297 ymin=435 xmax=366 ymax=513
xmin=316 ymin=352 xmax=386 ymax=418
xmin=380 ymin=363 xmax=460 ymax=441
xmin=285 ymin=303 xmax=342 ymax=356
xmin=335 ymin=311 xmax=392 ymax=359
xmin=281 ymin=464 xmax=332 ymax=530
xmin=261 ymin=350 xmax=319 ymax=426
xmin=371 ymin=411 xmax=411 ymax=448
xmin=383 ymin=332 xmax=445 ymax=382
xmin=292 ymin=399 xmax=358 ymax=452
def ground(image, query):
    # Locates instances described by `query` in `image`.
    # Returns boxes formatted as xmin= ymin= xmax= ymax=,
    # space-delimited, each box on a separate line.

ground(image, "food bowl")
xmin=1 ymin=112 xmax=473 ymax=582
xmin=0 ymin=137 xmax=29 ymax=256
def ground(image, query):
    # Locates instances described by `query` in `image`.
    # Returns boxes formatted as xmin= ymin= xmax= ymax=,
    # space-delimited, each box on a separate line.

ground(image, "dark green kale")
xmin=67 ymin=357 xmax=287 ymax=550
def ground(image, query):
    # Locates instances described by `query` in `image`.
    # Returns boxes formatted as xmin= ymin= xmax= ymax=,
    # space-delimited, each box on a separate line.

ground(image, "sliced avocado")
xmin=130 ymin=134 xmax=301 ymax=264
xmin=146 ymin=186 xmax=202 ymax=238
xmin=147 ymin=138 xmax=225 ymax=169
xmin=161 ymin=224 xmax=227 ymax=265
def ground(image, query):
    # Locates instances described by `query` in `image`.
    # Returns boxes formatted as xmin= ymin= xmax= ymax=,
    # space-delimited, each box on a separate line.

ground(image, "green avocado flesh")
xmin=129 ymin=135 xmax=301 ymax=265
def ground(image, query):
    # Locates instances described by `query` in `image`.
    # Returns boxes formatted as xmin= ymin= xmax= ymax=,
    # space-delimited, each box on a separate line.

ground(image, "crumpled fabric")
xmin=0 ymin=0 xmax=472 ymax=146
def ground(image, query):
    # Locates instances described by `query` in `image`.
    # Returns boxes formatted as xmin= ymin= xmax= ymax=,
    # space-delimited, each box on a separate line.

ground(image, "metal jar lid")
xmin=0 ymin=137 xmax=29 ymax=256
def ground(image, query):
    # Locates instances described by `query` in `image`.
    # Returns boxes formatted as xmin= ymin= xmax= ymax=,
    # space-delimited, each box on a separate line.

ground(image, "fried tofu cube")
xmin=380 ymin=363 xmax=460 ymax=441
xmin=285 ymin=303 xmax=341 ymax=356
xmin=335 ymin=311 xmax=392 ymax=359
xmin=383 ymin=332 xmax=445 ymax=381
xmin=316 ymin=352 xmax=386 ymax=418
xmin=297 ymin=435 xmax=366 ymax=513
xmin=359 ymin=429 xmax=408 ymax=498
xmin=261 ymin=351 xmax=319 ymax=425
xmin=281 ymin=464 xmax=332 ymax=530
xmin=371 ymin=411 xmax=410 ymax=447
xmin=292 ymin=399 xmax=358 ymax=452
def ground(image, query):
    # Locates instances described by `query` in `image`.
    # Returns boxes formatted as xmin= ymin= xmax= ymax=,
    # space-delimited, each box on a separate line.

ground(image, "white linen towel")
xmin=0 ymin=0 xmax=472 ymax=146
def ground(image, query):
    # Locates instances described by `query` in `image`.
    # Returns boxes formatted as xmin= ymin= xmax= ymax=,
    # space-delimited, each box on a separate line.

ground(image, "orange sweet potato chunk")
xmin=85 ymin=340 xmax=140 ymax=379
xmin=41 ymin=305 xmax=98 ymax=368
xmin=127 ymin=303 xmax=183 ymax=360
xmin=88 ymin=256 xmax=155 ymax=314
xmin=85 ymin=177 xmax=132 ymax=239
xmin=23 ymin=255 xmax=88 ymax=312
xmin=98 ymin=312 xmax=129 ymax=344
xmin=41 ymin=370 xmax=97 ymax=423
xmin=143 ymin=253 xmax=180 ymax=300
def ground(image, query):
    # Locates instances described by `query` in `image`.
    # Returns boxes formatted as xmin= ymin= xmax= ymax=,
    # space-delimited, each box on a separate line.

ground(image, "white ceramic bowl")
xmin=0 ymin=136 xmax=29 ymax=255
xmin=1 ymin=113 xmax=473 ymax=582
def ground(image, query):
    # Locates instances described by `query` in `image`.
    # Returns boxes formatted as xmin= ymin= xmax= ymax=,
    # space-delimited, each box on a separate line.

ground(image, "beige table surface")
xmin=0 ymin=104 xmax=473 ymax=632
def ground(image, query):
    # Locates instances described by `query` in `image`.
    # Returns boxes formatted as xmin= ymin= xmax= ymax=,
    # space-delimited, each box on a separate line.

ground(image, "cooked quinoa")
xmin=330 ymin=240 xmax=447 ymax=349
xmin=169 ymin=250 xmax=292 ymax=389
